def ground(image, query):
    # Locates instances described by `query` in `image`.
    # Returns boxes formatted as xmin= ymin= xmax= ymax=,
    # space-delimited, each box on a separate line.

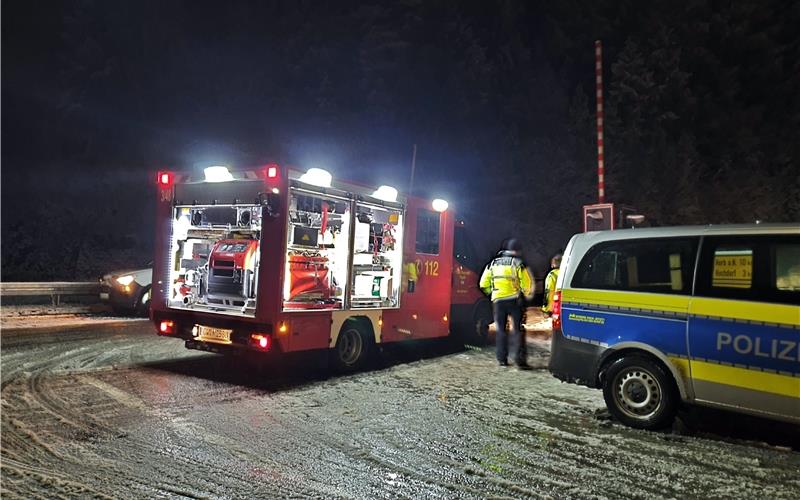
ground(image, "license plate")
xmin=198 ymin=326 xmax=232 ymax=344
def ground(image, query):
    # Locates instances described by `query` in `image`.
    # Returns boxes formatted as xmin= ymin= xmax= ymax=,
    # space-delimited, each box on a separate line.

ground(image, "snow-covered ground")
xmin=1 ymin=316 xmax=798 ymax=498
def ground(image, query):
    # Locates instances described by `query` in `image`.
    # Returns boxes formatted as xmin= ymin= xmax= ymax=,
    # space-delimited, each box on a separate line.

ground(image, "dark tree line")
xmin=2 ymin=0 xmax=798 ymax=280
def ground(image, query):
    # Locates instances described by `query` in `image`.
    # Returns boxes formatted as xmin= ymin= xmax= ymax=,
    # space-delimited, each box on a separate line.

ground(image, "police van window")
xmin=572 ymin=238 xmax=697 ymax=294
xmin=696 ymin=235 xmax=800 ymax=304
xmin=774 ymin=244 xmax=800 ymax=291
xmin=711 ymin=246 xmax=753 ymax=289
xmin=416 ymin=209 xmax=440 ymax=255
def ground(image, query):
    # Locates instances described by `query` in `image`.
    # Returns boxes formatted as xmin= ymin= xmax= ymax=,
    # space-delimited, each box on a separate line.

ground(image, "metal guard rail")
xmin=1 ymin=282 xmax=101 ymax=306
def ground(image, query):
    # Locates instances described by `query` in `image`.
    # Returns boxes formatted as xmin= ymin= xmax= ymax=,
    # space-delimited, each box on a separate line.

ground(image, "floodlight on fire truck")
xmin=204 ymin=166 xmax=234 ymax=182
xmin=432 ymin=199 xmax=449 ymax=212
xmin=372 ymin=185 xmax=398 ymax=202
xmin=299 ymin=167 xmax=332 ymax=187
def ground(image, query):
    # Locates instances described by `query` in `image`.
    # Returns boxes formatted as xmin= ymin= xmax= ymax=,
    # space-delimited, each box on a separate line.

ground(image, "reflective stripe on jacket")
xmin=479 ymin=252 xmax=533 ymax=302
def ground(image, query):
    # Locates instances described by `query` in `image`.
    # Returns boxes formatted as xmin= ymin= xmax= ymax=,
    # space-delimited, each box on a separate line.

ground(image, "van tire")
xmin=602 ymin=355 xmax=677 ymax=430
xmin=331 ymin=321 xmax=372 ymax=373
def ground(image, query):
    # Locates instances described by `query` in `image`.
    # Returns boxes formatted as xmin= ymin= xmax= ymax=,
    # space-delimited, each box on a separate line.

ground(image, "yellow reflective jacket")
xmin=542 ymin=268 xmax=560 ymax=314
xmin=479 ymin=252 xmax=533 ymax=302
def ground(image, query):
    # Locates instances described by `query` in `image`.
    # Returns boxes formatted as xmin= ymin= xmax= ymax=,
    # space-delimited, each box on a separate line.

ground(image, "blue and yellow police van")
xmin=548 ymin=224 xmax=799 ymax=429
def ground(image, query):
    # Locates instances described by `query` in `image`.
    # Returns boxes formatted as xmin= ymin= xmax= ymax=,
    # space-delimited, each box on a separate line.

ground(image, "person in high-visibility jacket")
xmin=541 ymin=254 xmax=562 ymax=316
xmin=479 ymin=239 xmax=534 ymax=368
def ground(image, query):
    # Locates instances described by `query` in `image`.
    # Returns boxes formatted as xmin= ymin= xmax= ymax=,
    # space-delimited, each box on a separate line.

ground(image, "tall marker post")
xmin=595 ymin=40 xmax=605 ymax=203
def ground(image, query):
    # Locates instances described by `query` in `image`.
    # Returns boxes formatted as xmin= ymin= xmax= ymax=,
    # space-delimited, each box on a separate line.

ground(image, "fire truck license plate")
xmin=198 ymin=326 xmax=232 ymax=344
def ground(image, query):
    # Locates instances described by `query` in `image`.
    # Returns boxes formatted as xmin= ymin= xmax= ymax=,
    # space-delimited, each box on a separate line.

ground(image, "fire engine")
xmin=150 ymin=165 xmax=492 ymax=371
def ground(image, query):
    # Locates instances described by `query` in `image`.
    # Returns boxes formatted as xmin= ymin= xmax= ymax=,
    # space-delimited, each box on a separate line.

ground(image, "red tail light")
xmin=159 ymin=320 xmax=175 ymax=334
xmin=250 ymin=333 xmax=272 ymax=351
xmin=157 ymin=171 xmax=173 ymax=187
xmin=552 ymin=291 xmax=562 ymax=331
xmin=262 ymin=163 xmax=279 ymax=180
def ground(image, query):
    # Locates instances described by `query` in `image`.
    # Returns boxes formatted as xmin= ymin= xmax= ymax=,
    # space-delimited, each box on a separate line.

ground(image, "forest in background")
xmin=2 ymin=0 xmax=798 ymax=280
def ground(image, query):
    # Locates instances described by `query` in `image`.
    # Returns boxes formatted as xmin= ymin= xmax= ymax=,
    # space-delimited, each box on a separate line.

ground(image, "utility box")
xmin=583 ymin=203 xmax=645 ymax=232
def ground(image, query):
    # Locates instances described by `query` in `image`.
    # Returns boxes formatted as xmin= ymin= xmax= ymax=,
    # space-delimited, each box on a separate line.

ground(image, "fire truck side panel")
xmin=382 ymin=198 xmax=454 ymax=342
xmin=281 ymin=312 xmax=332 ymax=352
xmin=151 ymin=182 xmax=175 ymax=320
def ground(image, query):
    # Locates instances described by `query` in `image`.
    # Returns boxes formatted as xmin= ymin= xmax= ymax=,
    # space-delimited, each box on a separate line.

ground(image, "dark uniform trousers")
xmin=493 ymin=297 xmax=526 ymax=365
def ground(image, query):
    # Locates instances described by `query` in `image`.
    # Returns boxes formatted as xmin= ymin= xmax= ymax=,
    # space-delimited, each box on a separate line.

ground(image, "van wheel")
xmin=135 ymin=286 xmax=152 ymax=317
xmin=471 ymin=300 xmax=492 ymax=345
xmin=331 ymin=321 xmax=372 ymax=372
xmin=602 ymin=355 xmax=677 ymax=430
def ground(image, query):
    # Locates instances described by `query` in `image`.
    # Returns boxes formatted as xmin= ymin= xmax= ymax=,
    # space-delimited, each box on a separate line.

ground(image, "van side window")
xmin=775 ymin=244 xmax=800 ymax=291
xmin=696 ymin=235 xmax=800 ymax=305
xmin=572 ymin=238 xmax=698 ymax=294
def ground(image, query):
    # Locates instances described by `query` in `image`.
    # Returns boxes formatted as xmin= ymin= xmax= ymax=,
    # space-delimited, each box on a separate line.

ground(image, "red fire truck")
xmin=150 ymin=165 xmax=492 ymax=370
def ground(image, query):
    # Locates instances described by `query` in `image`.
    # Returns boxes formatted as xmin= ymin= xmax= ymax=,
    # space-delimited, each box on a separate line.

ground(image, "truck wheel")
xmin=602 ymin=355 xmax=677 ymax=430
xmin=331 ymin=321 xmax=372 ymax=372
xmin=135 ymin=286 xmax=152 ymax=317
xmin=471 ymin=301 xmax=492 ymax=345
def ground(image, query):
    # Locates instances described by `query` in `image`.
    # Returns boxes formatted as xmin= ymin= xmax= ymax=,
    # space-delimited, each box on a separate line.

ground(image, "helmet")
xmin=504 ymin=238 xmax=522 ymax=253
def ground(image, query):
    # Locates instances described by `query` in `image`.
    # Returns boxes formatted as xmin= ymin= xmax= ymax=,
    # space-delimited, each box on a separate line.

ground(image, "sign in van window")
xmin=712 ymin=247 xmax=752 ymax=289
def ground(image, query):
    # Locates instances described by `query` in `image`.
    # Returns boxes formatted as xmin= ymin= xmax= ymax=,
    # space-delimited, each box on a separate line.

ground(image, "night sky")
xmin=3 ymin=0 xmax=799 ymax=280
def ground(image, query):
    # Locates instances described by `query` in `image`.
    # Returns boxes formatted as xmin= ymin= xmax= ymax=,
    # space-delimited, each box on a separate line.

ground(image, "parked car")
xmin=99 ymin=265 xmax=153 ymax=316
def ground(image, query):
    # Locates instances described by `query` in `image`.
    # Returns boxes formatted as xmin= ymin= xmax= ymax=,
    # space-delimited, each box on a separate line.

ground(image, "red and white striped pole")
xmin=595 ymin=40 xmax=605 ymax=203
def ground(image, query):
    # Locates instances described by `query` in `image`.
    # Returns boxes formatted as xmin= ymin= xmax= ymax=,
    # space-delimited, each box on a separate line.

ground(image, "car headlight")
xmin=116 ymin=275 xmax=135 ymax=286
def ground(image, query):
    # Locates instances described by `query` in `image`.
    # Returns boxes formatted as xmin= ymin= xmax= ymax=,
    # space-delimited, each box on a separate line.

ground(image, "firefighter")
xmin=479 ymin=239 xmax=534 ymax=368
xmin=541 ymin=253 xmax=562 ymax=316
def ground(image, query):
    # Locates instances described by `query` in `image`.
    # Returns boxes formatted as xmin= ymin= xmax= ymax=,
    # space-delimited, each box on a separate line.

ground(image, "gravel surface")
xmin=1 ymin=320 xmax=799 ymax=498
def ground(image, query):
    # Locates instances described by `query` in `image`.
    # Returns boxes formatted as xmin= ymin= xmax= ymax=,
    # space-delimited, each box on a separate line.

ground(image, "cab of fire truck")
xmin=150 ymin=165 xmax=455 ymax=371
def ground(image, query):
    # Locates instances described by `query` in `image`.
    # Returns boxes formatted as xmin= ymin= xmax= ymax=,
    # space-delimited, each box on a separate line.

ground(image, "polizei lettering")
xmin=716 ymin=332 xmax=799 ymax=362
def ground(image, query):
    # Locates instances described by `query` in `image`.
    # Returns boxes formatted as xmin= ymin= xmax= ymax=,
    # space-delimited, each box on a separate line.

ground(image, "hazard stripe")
xmin=689 ymin=360 xmax=800 ymax=398
xmin=561 ymin=289 xmax=799 ymax=329
xmin=689 ymin=297 xmax=799 ymax=329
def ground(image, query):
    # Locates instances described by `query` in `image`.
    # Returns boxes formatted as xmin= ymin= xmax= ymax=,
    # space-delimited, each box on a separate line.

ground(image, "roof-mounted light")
xmin=432 ymin=199 xmax=449 ymax=212
xmin=299 ymin=167 xmax=332 ymax=188
xmin=204 ymin=166 xmax=234 ymax=183
xmin=372 ymin=185 xmax=398 ymax=202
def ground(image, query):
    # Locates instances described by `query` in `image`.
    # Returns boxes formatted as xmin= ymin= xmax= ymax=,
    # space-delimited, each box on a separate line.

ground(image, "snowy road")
xmin=1 ymin=321 xmax=799 ymax=498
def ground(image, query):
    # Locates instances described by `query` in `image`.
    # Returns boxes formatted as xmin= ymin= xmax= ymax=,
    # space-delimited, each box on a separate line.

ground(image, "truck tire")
xmin=602 ymin=355 xmax=678 ymax=430
xmin=331 ymin=321 xmax=372 ymax=373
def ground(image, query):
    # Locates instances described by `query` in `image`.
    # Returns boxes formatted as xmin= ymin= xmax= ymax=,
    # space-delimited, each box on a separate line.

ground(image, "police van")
xmin=548 ymin=224 xmax=799 ymax=429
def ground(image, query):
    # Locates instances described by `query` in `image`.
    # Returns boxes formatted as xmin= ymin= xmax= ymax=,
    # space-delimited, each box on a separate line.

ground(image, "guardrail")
xmin=0 ymin=282 xmax=101 ymax=306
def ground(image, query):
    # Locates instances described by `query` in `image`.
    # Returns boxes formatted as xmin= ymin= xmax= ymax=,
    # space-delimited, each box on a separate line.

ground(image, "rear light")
xmin=250 ymin=333 xmax=272 ymax=351
xmin=552 ymin=291 xmax=562 ymax=331
xmin=266 ymin=164 xmax=279 ymax=179
xmin=157 ymin=171 xmax=173 ymax=187
xmin=159 ymin=320 xmax=175 ymax=334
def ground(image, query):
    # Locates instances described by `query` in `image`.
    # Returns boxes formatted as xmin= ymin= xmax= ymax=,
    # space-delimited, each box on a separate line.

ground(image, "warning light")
xmin=279 ymin=322 xmax=288 ymax=333
xmin=250 ymin=333 xmax=271 ymax=351
xmin=159 ymin=320 xmax=175 ymax=334
xmin=443 ymin=314 xmax=448 ymax=322
xmin=266 ymin=164 xmax=279 ymax=179
xmin=157 ymin=171 xmax=173 ymax=187
xmin=378 ymin=318 xmax=383 ymax=327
